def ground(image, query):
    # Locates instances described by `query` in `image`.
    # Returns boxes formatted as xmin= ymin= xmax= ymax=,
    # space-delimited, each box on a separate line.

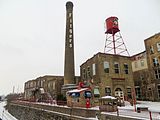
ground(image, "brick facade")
xmin=24 ymin=75 xmax=64 ymax=100
xmin=144 ymin=33 xmax=160 ymax=101
xmin=80 ymin=52 xmax=135 ymax=100
xmin=131 ymin=51 xmax=149 ymax=100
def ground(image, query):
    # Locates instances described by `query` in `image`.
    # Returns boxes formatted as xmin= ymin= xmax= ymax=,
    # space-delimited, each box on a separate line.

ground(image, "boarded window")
xmin=92 ymin=63 xmax=96 ymax=75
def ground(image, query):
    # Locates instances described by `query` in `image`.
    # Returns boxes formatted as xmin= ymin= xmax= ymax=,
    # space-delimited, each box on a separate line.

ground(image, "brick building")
xmin=80 ymin=52 xmax=135 ymax=100
xmin=24 ymin=75 xmax=64 ymax=100
xmin=144 ymin=33 xmax=160 ymax=101
xmin=131 ymin=51 xmax=149 ymax=100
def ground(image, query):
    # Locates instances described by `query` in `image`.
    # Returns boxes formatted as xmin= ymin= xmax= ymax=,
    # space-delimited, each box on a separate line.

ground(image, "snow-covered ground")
xmin=100 ymin=101 xmax=160 ymax=120
xmin=35 ymin=100 xmax=160 ymax=119
xmin=1 ymin=100 xmax=160 ymax=120
xmin=0 ymin=101 xmax=17 ymax=120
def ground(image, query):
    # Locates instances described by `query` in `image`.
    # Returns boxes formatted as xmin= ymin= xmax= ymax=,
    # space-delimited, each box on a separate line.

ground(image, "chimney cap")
xmin=66 ymin=1 xmax=73 ymax=9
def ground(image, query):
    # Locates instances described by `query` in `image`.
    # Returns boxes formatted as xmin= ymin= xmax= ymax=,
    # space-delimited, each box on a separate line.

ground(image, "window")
xmin=135 ymin=62 xmax=138 ymax=68
xmin=158 ymin=85 xmax=160 ymax=98
xmin=70 ymin=24 xmax=72 ymax=28
xmin=94 ymin=88 xmax=100 ymax=97
xmin=135 ymin=87 xmax=141 ymax=99
xmin=84 ymin=91 xmax=92 ymax=99
xmin=48 ymin=82 xmax=51 ymax=88
xmin=70 ymin=19 xmax=72 ymax=23
xmin=114 ymin=62 xmax=119 ymax=73
xmin=124 ymin=63 xmax=129 ymax=74
xmin=70 ymin=92 xmax=80 ymax=97
xmin=154 ymin=69 xmax=160 ymax=79
xmin=52 ymin=82 xmax=55 ymax=90
xmin=140 ymin=60 xmax=144 ymax=67
xmin=37 ymin=80 xmax=40 ymax=86
xmin=140 ymin=74 xmax=144 ymax=80
xmin=87 ymin=66 xmax=91 ymax=78
xmin=40 ymin=80 xmax=45 ymax=87
xmin=105 ymin=87 xmax=111 ymax=96
xmin=104 ymin=61 xmax=109 ymax=73
xmin=30 ymin=82 xmax=33 ymax=87
xmin=157 ymin=42 xmax=160 ymax=52
xmin=153 ymin=58 xmax=159 ymax=66
xmin=92 ymin=63 xmax=96 ymax=75
xmin=127 ymin=88 xmax=132 ymax=99
xmin=150 ymin=46 xmax=154 ymax=54
xmin=82 ymin=68 xmax=86 ymax=79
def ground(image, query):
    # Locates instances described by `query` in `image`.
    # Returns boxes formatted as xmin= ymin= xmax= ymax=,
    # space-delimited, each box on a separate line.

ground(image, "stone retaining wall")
xmin=7 ymin=101 xmax=98 ymax=120
xmin=7 ymin=101 xmax=144 ymax=120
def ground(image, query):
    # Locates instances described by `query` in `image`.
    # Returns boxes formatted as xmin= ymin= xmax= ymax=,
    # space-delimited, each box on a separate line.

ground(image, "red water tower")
xmin=104 ymin=16 xmax=129 ymax=56
xmin=105 ymin=17 xmax=120 ymax=34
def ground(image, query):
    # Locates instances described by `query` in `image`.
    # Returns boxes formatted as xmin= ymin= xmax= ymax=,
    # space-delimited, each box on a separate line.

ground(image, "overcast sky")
xmin=0 ymin=0 xmax=160 ymax=95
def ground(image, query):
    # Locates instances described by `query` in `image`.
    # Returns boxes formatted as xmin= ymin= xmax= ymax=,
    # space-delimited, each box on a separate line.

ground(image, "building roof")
xmin=131 ymin=51 xmax=146 ymax=58
xmin=144 ymin=32 xmax=160 ymax=42
xmin=80 ymin=52 xmax=131 ymax=67
xmin=25 ymin=75 xmax=64 ymax=84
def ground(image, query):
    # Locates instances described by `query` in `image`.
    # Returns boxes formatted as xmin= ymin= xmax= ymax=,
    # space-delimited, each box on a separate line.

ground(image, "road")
xmin=0 ymin=101 xmax=17 ymax=120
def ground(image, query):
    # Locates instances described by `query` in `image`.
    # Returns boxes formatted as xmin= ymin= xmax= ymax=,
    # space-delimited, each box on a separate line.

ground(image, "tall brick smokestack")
xmin=64 ymin=1 xmax=75 ymax=84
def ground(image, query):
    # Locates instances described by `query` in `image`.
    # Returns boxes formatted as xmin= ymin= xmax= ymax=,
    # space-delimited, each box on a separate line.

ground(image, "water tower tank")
xmin=105 ymin=16 xmax=120 ymax=34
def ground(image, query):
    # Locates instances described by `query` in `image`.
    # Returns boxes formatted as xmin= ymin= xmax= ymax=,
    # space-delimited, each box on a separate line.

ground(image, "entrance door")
xmin=115 ymin=88 xmax=124 ymax=98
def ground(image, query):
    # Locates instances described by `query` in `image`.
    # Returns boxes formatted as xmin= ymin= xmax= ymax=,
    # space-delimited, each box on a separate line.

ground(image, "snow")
xmin=0 ymin=101 xmax=17 ymax=120
xmin=137 ymin=101 xmax=160 ymax=113
xmin=67 ymin=88 xmax=89 ymax=93
xmin=90 ymin=101 xmax=160 ymax=120
xmin=101 ymin=96 xmax=117 ymax=99
xmin=23 ymin=100 xmax=160 ymax=119
xmin=5 ymin=100 xmax=160 ymax=119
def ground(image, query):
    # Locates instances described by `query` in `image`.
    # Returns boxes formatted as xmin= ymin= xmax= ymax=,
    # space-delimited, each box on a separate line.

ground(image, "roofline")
xmin=80 ymin=52 xmax=131 ymax=67
xmin=144 ymin=32 xmax=160 ymax=41
xmin=25 ymin=75 xmax=64 ymax=84
xmin=131 ymin=51 xmax=146 ymax=58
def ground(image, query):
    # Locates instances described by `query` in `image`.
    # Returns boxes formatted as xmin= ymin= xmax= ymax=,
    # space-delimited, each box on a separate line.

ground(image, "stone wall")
xmin=7 ymin=101 xmax=144 ymax=120
xmin=7 ymin=101 xmax=98 ymax=120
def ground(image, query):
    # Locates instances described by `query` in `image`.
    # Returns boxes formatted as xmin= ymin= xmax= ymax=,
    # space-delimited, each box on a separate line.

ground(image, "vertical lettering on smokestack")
xmin=64 ymin=1 xmax=75 ymax=84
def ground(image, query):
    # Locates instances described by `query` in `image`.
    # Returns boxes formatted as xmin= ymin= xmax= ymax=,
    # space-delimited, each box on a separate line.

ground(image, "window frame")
xmin=114 ymin=62 xmax=120 ymax=74
xmin=104 ymin=61 xmax=109 ymax=73
xmin=124 ymin=63 xmax=129 ymax=74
